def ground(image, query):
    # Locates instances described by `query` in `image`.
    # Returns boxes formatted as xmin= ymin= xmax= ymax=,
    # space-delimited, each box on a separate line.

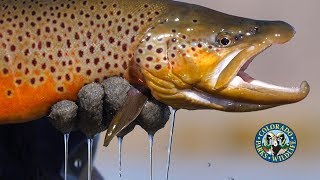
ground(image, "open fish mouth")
xmin=231 ymin=47 xmax=309 ymax=97
xmin=212 ymin=43 xmax=309 ymax=109
xmin=228 ymin=43 xmax=307 ymax=92
xmin=181 ymin=42 xmax=310 ymax=112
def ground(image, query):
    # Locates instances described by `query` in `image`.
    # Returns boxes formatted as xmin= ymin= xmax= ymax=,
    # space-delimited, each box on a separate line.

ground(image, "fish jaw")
xmin=215 ymin=78 xmax=310 ymax=105
xmin=181 ymin=41 xmax=310 ymax=109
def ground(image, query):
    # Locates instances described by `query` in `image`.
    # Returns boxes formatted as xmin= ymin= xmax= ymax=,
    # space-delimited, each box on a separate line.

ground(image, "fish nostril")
xmin=254 ymin=27 xmax=260 ymax=33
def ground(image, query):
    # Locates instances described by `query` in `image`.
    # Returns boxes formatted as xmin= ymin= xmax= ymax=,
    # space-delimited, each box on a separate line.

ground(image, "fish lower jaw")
xmin=180 ymin=89 xmax=275 ymax=112
xmin=230 ymin=71 xmax=308 ymax=95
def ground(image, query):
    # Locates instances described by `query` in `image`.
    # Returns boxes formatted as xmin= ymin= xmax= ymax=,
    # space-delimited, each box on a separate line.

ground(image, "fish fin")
xmin=103 ymin=87 xmax=148 ymax=147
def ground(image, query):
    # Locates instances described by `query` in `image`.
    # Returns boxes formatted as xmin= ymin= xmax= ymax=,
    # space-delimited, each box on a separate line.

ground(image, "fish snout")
xmin=257 ymin=20 xmax=295 ymax=44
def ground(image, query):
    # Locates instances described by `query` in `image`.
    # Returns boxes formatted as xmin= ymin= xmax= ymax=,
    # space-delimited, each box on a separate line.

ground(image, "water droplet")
xmin=118 ymin=137 xmax=123 ymax=178
xmin=74 ymin=159 xmax=82 ymax=168
xmin=87 ymin=138 xmax=93 ymax=180
xmin=149 ymin=134 xmax=154 ymax=180
xmin=64 ymin=133 xmax=70 ymax=180
xmin=166 ymin=107 xmax=177 ymax=180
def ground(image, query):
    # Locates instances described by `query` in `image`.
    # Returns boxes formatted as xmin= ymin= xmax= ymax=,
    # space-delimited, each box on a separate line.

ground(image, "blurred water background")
xmin=93 ymin=0 xmax=320 ymax=179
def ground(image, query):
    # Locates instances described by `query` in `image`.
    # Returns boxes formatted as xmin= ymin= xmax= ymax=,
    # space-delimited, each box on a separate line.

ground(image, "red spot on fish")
xmin=155 ymin=64 xmax=162 ymax=70
xmin=100 ymin=44 xmax=105 ymax=51
xmin=105 ymin=62 xmax=110 ymax=70
xmin=7 ymin=90 xmax=12 ymax=96
xmin=32 ymin=59 xmax=37 ymax=66
xmin=15 ymin=79 xmax=22 ymax=85
xmin=57 ymin=87 xmax=64 ymax=92
xmin=10 ymin=45 xmax=16 ymax=52
xmin=30 ymin=78 xmax=36 ymax=84
xmin=4 ymin=56 xmax=9 ymax=62
xmin=2 ymin=68 xmax=9 ymax=74
xmin=94 ymin=58 xmax=100 ymax=65
xmin=89 ymin=46 xmax=94 ymax=54
xmin=133 ymin=26 xmax=139 ymax=31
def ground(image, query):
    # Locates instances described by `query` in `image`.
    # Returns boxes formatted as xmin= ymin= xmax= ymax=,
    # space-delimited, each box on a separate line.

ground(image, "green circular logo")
xmin=254 ymin=123 xmax=297 ymax=163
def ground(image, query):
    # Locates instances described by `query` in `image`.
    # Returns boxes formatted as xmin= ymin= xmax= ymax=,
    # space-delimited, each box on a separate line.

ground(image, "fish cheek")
xmin=170 ymin=55 xmax=200 ymax=85
xmin=169 ymin=45 xmax=220 ymax=86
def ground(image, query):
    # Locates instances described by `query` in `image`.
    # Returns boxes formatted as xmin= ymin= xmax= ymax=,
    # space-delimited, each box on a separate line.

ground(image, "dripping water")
xmin=148 ymin=133 xmax=154 ymax=180
xmin=64 ymin=133 xmax=70 ymax=180
xmin=118 ymin=136 xmax=123 ymax=178
xmin=87 ymin=138 xmax=93 ymax=180
xmin=165 ymin=107 xmax=177 ymax=180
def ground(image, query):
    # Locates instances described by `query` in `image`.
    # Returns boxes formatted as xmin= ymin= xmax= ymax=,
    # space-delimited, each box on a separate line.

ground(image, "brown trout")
xmin=0 ymin=0 xmax=310 ymax=124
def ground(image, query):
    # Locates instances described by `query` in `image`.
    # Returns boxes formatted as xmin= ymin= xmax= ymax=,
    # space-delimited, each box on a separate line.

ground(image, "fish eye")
xmin=220 ymin=37 xmax=230 ymax=46
xmin=216 ymin=33 xmax=233 ymax=47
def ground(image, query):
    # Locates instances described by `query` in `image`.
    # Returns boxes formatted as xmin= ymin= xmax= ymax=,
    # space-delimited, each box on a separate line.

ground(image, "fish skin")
xmin=0 ymin=0 xmax=169 ymax=123
xmin=0 ymin=0 xmax=309 ymax=124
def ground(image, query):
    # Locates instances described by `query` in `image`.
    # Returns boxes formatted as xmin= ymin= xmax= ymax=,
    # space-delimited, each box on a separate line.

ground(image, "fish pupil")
xmin=220 ymin=38 xmax=230 ymax=46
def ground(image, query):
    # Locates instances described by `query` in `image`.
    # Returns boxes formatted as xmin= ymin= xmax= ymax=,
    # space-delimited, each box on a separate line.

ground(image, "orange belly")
xmin=0 ymin=72 xmax=87 ymax=124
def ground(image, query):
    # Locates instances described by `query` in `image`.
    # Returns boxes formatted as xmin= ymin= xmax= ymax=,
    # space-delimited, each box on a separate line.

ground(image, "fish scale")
xmin=0 ymin=0 xmax=168 ymax=123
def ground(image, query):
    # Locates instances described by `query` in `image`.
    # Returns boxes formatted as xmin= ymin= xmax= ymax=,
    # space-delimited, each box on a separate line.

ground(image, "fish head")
xmin=132 ymin=3 xmax=309 ymax=111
